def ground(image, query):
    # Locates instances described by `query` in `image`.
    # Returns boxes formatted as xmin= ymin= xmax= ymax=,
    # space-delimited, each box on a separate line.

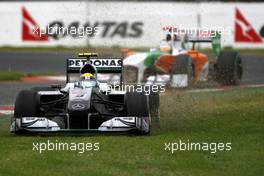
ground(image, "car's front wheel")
xmin=14 ymin=90 xmax=39 ymax=117
xmin=125 ymin=92 xmax=150 ymax=134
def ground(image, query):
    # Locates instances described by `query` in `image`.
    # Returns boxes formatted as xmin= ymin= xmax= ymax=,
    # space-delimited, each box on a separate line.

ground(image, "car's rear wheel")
xmin=215 ymin=51 xmax=243 ymax=85
xmin=170 ymin=54 xmax=194 ymax=87
xmin=123 ymin=66 xmax=138 ymax=84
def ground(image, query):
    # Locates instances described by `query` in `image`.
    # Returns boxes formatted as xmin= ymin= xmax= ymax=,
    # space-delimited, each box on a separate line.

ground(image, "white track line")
xmin=0 ymin=110 xmax=14 ymax=115
xmin=0 ymin=106 xmax=14 ymax=116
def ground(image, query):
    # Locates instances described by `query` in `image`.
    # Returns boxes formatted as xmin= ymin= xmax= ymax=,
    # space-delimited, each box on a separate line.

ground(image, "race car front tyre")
xmin=171 ymin=54 xmax=194 ymax=87
xmin=14 ymin=90 xmax=39 ymax=118
xmin=126 ymin=92 xmax=149 ymax=117
xmin=125 ymin=92 xmax=150 ymax=134
xmin=52 ymin=116 xmax=66 ymax=129
xmin=149 ymin=91 xmax=160 ymax=130
xmin=215 ymin=51 xmax=243 ymax=85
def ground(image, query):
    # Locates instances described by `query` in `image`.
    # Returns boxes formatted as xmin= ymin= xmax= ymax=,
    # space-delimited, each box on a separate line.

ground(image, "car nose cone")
xmin=72 ymin=103 xmax=86 ymax=110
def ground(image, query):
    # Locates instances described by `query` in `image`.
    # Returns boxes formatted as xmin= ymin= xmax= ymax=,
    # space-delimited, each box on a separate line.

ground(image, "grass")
xmin=0 ymin=71 xmax=56 ymax=81
xmin=0 ymin=87 xmax=263 ymax=176
xmin=0 ymin=71 xmax=25 ymax=81
xmin=0 ymin=46 xmax=125 ymax=56
xmin=203 ymin=48 xmax=264 ymax=56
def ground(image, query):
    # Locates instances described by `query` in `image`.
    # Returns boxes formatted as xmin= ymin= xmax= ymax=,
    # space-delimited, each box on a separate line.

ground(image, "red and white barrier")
xmin=0 ymin=2 xmax=264 ymax=48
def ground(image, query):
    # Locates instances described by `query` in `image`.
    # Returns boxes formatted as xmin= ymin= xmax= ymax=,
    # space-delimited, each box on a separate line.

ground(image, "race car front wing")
xmin=11 ymin=116 xmax=150 ymax=134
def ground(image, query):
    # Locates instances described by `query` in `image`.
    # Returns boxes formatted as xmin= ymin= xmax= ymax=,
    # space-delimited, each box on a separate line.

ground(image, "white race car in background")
xmin=122 ymin=29 xmax=243 ymax=88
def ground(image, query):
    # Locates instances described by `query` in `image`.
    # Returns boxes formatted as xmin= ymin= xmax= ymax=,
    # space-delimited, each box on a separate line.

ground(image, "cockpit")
xmin=76 ymin=74 xmax=98 ymax=88
xmin=79 ymin=80 xmax=97 ymax=88
xmin=159 ymin=32 xmax=188 ymax=55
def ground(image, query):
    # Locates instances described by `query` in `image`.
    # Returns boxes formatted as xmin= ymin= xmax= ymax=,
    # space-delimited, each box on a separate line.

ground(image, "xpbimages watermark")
xmin=101 ymin=82 xmax=166 ymax=95
xmin=162 ymin=25 xmax=232 ymax=37
xmin=33 ymin=24 xmax=101 ymax=38
xmin=164 ymin=140 xmax=232 ymax=154
xmin=32 ymin=140 xmax=100 ymax=154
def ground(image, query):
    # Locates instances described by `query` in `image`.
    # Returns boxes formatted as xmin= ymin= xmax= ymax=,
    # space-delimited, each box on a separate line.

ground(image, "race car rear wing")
xmin=66 ymin=53 xmax=123 ymax=83
xmin=188 ymin=31 xmax=221 ymax=57
xmin=163 ymin=27 xmax=221 ymax=57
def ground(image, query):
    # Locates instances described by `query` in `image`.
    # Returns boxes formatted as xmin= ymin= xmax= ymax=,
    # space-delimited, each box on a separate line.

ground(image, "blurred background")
xmin=1 ymin=0 xmax=264 ymax=48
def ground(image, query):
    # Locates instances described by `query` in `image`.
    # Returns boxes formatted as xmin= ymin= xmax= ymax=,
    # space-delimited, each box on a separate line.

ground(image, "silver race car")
xmin=11 ymin=53 xmax=160 ymax=134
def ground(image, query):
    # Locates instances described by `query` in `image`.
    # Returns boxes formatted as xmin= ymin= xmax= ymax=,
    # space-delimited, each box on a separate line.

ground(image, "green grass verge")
xmin=0 ymin=88 xmax=263 ymax=176
xmin=0 ymin=71 xmax=56 ymax=81
xmin=0 ymin=46 xmax=125 ymax=55
xmin=0 ymin=72 xmax=25 ymax=81
xmin=203 ymin=48 xmax=264 ymax=56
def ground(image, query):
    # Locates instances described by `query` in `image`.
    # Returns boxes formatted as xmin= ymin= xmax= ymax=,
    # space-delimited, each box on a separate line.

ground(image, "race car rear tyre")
xmin=14 ymin=90 xmax=39 ymax=118
xmin=123 ymin=66 xmax=138 ymax=84
xmin=171 ymin=54 xmax=194 ymax=87
xmin=215 ymin=51 xmax=243 ymax=85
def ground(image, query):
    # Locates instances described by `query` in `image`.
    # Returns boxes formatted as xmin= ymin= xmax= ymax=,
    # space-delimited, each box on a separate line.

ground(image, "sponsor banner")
xmin=67 ymin=58 xmax=122 ymax=73
xmin=68 ymin=58 xmax=122 ymax=68
xmin=200 ymin=3 xmax=264 ymax=48
xmin=0 ymin=2 xmax=264 ymax=48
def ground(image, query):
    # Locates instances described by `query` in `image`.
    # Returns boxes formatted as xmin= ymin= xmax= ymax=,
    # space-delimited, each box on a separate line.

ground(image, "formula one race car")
xmin=11 ymin=53 xmax=160 ymax=134
xmin=123 ymin=28 xmax=243 ymax=87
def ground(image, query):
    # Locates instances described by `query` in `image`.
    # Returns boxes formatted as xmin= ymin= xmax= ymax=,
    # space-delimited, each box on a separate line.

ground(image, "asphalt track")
xmin=0 ymin=52 xmax=73 ymax=74
xmin=0 ymin=51 xmax=263 ymax=105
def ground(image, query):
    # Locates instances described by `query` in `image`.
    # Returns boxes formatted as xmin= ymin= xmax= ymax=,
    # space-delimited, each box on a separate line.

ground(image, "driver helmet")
xmin=160 ymin=40 xmax=172 ymax=53
xmin=80 ymin=73 xmax=94 ymax=81
xmin=173 ymin=34 xmax=181 ymax=41
xmin=78 ymin=72 xmax=98 ymax=88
